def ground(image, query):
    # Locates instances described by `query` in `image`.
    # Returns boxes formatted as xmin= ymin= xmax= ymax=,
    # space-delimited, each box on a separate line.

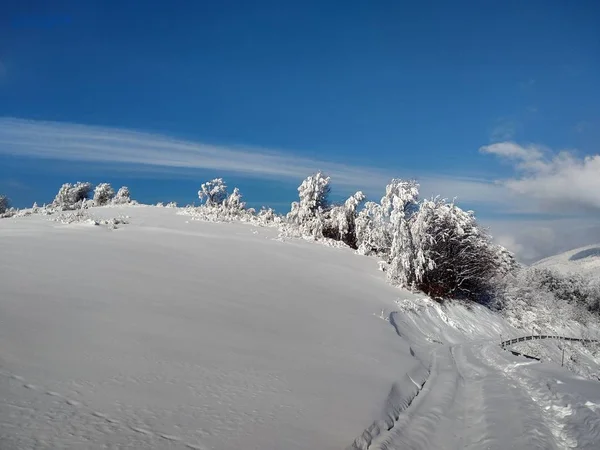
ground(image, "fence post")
xmin=561 ymin=346 xmax=565 ymax=367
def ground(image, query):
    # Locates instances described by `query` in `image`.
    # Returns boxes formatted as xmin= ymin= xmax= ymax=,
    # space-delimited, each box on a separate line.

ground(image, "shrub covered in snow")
xmin=0 ymin=194 xmax=11 ymax=216
xmin=112 ymin=186 xmax=132 ymax=204
xmin=286 ymin=172 xmax=331 ymax=239
xmin=183 ymin=172 xmax=520 ymax=303
xmin=355 ymin=201 xmax=391 ymax=256
xmin=52 ymin=182 xmax=93 ymax=210
xmin=279 ymin=173 xmax=514 ymax=302
xmin=182 ymin=179 xmax=282 ymax=226
xmin=382 ymin=179 xmax=421 ymax=287
xmin=257 ymin=207 xmax=282 ymax=225
xmin=198 ymin=178 xmax=228 ymax=206
xmin=400 ymin=197 xmax=514 ymax=302
xmin=93 ymin=183 xmax=115 ymax=206
xmin=496 ymin=267 xmax=598 ymax=331
xmin=322 ymin=191 xmax=366 ymax=249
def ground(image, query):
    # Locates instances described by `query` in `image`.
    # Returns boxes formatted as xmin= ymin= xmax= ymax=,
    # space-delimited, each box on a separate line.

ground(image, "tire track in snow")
xmin=348 ymin=309 xmax=566 ymax=450
xmin=346 ymin=313 xmax=432 ymax=450
xmin=482 ymin=345 xmax=586 ymax=449
xmin=346 ymin=364 xmax=430 ymax=450
xmin=454 ymin=343 xmax=561 ymax=450
xmin=0 ymin=368 xmax=209 ymax=449
xmin=367 ymin=345 xmax=462 ymax=450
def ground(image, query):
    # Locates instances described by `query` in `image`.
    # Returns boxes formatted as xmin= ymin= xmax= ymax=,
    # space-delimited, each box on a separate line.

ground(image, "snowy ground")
xmin=1 ymin=206 xmax=599 ymax=449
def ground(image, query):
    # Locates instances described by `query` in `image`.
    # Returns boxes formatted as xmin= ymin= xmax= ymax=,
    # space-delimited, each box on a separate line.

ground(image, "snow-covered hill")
xmin=1 ymin=206 xmax=599 ymax=449
xmin=532 ymin=243 xmax=600 ymax=277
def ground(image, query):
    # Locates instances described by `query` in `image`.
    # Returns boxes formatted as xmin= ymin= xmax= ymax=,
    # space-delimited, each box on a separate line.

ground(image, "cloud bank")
xmin=481 ymin=141 xmax=600 ymax=213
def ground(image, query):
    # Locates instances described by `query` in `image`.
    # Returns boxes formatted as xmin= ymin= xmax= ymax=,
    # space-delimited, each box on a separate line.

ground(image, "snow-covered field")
xmin=1 ymin=206 xmax=599 ymax=449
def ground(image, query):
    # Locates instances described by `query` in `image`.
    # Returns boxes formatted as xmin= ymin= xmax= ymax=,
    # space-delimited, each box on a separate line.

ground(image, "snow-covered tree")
xmin=355 ymin=201 xmax=390 ymax=256
xmin=52 ymin=182 xmax=93 ymax=210
xmin=198 ymin=178 xmax=228 ymax=206
xmin=383 ymin=179 xmax=420 ymax=287
xmin=0 ymin=194 xmax=9 ymax=214
xmin=210 ymin=187 xmax=246 ymax=220
xmin=257 ymin=206 xmax=277 ymax=223
xmin=183 ymin=180 xmax=261 ymax=223
xmin=287 ymin=172 xmax=331 ymax=238
xmin=112 ymin=186 xmax=132 ymax=204
xmin=224 ymin=187 xmax=244 ymax=210
xmin=497 ymin=266 xmax=598 ymax=330
xmin=93 ymin=183 xmax=115 ymax=206
xmin=404 ymin=197 xmax=512 ymax=302
xmin=323 ymin=191 xmax=365 ymax=248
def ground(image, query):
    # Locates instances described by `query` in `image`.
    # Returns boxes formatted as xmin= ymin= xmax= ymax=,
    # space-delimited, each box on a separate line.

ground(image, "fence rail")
xmin=501 ymin=334 xmax=599 ymax=349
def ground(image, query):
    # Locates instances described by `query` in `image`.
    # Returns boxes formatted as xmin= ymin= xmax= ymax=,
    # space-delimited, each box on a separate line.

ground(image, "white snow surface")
xmin=533 ymin=243 xmax=600 ymax=277
xmin=1 ymin=205 xmax=600 ymax=449
xmin=1 ymin=206 xmax=412 ymax=450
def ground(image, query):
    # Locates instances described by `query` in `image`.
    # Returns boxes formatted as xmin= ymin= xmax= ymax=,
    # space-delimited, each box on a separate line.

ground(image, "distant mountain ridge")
xmin=532 ymin=243 xmax=600 ymax=277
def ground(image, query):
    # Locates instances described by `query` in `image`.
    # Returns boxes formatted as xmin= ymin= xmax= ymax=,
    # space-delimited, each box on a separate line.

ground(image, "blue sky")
xmin=0 ymin=0 xmax=599 ymax=260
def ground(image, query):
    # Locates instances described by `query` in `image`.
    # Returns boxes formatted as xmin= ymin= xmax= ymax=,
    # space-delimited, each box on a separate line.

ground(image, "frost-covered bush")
xmin=323 ymin=191 xmax=366 ymax=249
xmin=182 ymin=180 xmax=272 ymax=225
xmin=286 ymin=172 xmax=331 ymax=239
xmin=281 ymin=174 xmax=512 ymax=302
xmin=112 ymin=186 xmax=132 ymax=204
xmin=257 ymin=206 xmax=282 ymax=225
xmin=355 ymin=201 xmax=391 ymax=256
xmin=52 ymin=182 xmax=93 ymax=210
xmin=354 ymin=178 xmax=514 ymax=302
xmin=51 ymin=209 xmax=93 ymax=225
xmin=223 ymin=188 xmax=244 ymax=215
xmin=98 ymin=216 xmax=129 ymax=229
xmin=181 ymin=172 xmax=516 ymax=303
xmin=50 ymin=209 xmax=129 ymax=229
xmin=405 ymin=198 xmax=514 ymax=302
xmin=383 ymin=179 xmax=421 ymax=287
xmin=526 ymin=268 xmax=600 ymax=317
xmin=93 ymin=183 xmax=115 ymax=206
xmin=497 ymin=267 xmax=596 ymax=331
xmin=198 ymin=178 xmax=228 ymax=206
xmin=0 ymin=195 xmax=10 ymax=214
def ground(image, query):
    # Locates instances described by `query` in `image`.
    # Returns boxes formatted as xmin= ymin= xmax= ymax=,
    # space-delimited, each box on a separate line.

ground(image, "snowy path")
xmin=353 ymin=341 xmax=560 ymax=450
xmin=349 ymin=305 xmax=600 ymax=449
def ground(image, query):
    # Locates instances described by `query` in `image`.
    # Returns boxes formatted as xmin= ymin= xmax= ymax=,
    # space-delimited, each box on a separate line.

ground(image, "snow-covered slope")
xmin=1 ymin=206 xmax=599 ymax=449
xmin=532 ymin=243 xmax=600 ymax=277
xmin=0 ymin=206 xmax=418 ymax=450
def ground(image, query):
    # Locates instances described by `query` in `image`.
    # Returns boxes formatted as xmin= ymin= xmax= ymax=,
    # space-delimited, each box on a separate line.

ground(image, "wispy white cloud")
xmin=481 ymin=141 xmax=545 ymax=166
xmin=0 ymin=117 xmax=507 ymax=206
xmin=481 ymin=141 xmax=600 ymax=213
